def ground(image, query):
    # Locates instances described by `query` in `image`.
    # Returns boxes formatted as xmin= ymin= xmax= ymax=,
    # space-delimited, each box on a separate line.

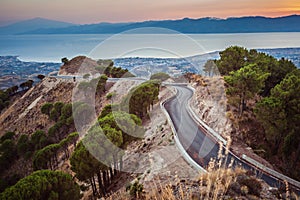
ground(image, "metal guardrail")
xmin=242 ymin=154 xmax=300 ymax=189
xmin=186 ymin=85 xmax=227 ymax=145
xmin=186 ymin=85 xmax=300 ymax=190
xmin=162 ymin=84 xmax=300 ymax=192
xmin=162 ymin=82 xmax=189 ymax=86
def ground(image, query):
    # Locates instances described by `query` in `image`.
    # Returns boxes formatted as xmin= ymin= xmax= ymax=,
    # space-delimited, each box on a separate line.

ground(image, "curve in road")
xmin=163 ymin=84 xmax=300 ymax=194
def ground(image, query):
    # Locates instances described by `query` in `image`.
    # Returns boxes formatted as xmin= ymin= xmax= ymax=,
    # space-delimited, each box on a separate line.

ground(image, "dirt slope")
xmin=0 ymin=77 xmax=75 ymax=136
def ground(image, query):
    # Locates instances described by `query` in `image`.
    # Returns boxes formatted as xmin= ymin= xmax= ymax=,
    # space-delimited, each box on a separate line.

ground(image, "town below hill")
xmin=1 ymin=47 xmax=299 ymax=89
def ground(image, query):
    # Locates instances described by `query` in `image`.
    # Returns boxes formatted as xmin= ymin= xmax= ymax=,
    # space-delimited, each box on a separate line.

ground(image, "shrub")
xmin=49 ymin=108 xmax=60 ymax=121
xmin=41 ymin=103 xmax=53 ymax=116
xmin=37 ymin=74 xmax=45 ymax=80
xmin=31 ymin=130 xmax=48 ymax=151
xmin=65 ymin=116 xmax=74 ymax=126
xmin=61 ymin=103 xmax=72 ymax=119
xmin=106 ymin=92 xmax=116 ymax=100
xmin=126 ymin=180 xmax=144 ymax=196
xmin=0 ymin=132 xmax=15 ymax=142
xmin=239 ymin=177 xmax=262 ymax=196
xmin=53 ymin=102 xmax=64 ymax=114
xmin=61 ymin=57 xmax=69 ymax=64
xmin=16 ymin=135 xmax=32 ymax=156
xmin=83 ymin=74 xmax=91 ymax=79
xmin=150 ymin=72 xmax=170 ymax=82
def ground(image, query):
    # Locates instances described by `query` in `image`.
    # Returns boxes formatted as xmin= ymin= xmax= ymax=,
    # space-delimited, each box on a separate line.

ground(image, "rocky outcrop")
xmin=189 ymin=75 xmax=276 ymax=169
xmin=190 ymin=76 xmax=233 ymax=139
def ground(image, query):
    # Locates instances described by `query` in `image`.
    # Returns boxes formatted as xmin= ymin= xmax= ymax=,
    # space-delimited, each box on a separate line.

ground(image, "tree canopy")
xmin=215 ymin=46 xmax=300 ymax=180
xmin=121 ymin=80 xmax=160 ymax=119
xmin=216 ymin=46 xmax=296 ymax=96
xmin=95 ymin=60 xmax=135 ymax=78
xmin=255 ymin=70 xmax=300 ymax=162
xmin=150 ymin=72 xmax=170 ymax=81
xmin=0 ymin=170 xmax=80 ymax=200
xmin=224 ymin=64 xmax=270 ymax=114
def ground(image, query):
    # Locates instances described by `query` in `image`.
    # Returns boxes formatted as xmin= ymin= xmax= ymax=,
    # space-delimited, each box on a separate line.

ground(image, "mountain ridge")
xmin=15 ymin=14 xmax=300 ymax=34
xmin=0 ymin=17 xmax=76 ymax=35
xmin=1 ymin=15 xmax=300 ymax=35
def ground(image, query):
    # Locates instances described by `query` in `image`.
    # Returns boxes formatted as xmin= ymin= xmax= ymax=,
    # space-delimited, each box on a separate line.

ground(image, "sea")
xmin=1 ymin=33 xmax=300 ymax=62
xmin=0 ymin=32 xmax=300 ymax=89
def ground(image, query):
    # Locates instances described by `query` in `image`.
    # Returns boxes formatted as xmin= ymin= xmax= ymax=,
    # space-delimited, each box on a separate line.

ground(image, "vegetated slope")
xmin=88 ymin=79 xmax=286 ymax=200
xmin=0 ymin=77 xmax=75 ymax=136
xmin=0 ymin=55 xmax=295 ymax=199
xmin=0 ymin=56 xmax=114 ymax=193
xmin=213 ymin=46 xmax=300 ymax=181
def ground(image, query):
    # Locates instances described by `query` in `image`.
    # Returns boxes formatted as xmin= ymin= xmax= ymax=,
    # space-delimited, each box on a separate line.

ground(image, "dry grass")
xmin=104 ymin=136 xmax=299 ymax=200
xmin=105 ymin=137 xmax=254 ymax=200
xmin=106 ymin=168 xmax=246 ymax=200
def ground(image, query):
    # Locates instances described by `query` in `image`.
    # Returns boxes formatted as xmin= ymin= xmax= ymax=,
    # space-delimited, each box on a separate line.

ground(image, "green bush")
xmin=0 ymin=170 xmax=81 ymax=200
xmin=126 ymin=180 xmax=144 ymax=196
xmin=41 ymin=103 xmax=53 ymax=116
xmin=17 ymin=135 xmax=32 ymax=156
xmin=83 ymin=74 xmax=91 ymax=79
xmin=239 ymin=177 xmax=262 ymax=196
xmin=106 ymin=92 xmax=116 ymax=100
xmin=31 ymin=130 xmax=48 ymax=151
xmin=65 ymin=116 xmax=74 ymax=126
xmin=150 ymin=72 xmax=170 ymax=81
xmin=61 ymin=103 xmax=72 ymax=119
xmin=49 ymin=108 xmax=60 ymax=121
xmin=53 ymin=102 xmax=64 ymax=114
xmin=0 ymin=132 xmax=15 ymax=142
xmin=61 ymin=57 xmax=69 ymax=64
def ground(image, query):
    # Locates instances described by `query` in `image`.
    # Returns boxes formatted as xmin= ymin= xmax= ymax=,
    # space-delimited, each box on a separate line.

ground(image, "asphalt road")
xmin=163 ymin=85 xmax=300 ymax=193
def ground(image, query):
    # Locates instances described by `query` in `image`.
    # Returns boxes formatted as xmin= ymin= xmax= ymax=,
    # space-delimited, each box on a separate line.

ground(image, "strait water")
xmin=0 ymin=33 xmax=300 ymax=62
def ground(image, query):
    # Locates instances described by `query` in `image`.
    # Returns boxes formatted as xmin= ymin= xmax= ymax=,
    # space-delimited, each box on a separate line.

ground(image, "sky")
xmin=0 ymin=0 xmax=300 ymax=25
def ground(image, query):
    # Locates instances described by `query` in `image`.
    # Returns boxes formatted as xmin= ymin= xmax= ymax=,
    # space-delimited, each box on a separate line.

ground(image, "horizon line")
xmin=4 ymin=13 xmax=300 ymax=26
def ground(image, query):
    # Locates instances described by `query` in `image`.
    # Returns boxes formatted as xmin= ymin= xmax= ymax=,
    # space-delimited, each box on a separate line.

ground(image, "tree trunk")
xmin=113 ymin=155 xmax=118 ymax=174
xmin=66 ymin=148 xmax=70 ymax=158
xmin=239 ymin=93 xmax=246 ymax=116
xmin=97 ymin=171 xmax=106 ymax=196
xmin=54 ymin=155 xmax=58 ymax=168
xmin=102 ymin=171 xmax=108 ymax=188
xmin=90 ymin=178 xmax=97 ymax=197
xmin=120 ymin=156 xmax=123 ymax=171
xmin=109 ymin=167 xmax=114 ymax=181
xmin=48 ymin=159 xmax=52 ymax=170
xmin=292 ymin=142 xmax=300 ymax=168
xmin=92 ymin=176 xmax=98 ymax=196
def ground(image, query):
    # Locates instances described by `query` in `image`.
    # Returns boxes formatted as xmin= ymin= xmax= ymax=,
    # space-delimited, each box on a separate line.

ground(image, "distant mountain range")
xmin=1 ymin=15 xmax=300 ymax=35
xmin=0 ymin=18 xmax=75 ymax=35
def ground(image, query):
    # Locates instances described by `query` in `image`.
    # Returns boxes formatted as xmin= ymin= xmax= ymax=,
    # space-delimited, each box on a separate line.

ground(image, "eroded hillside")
xmin=0 ymin=77 xmax=75 ymax=136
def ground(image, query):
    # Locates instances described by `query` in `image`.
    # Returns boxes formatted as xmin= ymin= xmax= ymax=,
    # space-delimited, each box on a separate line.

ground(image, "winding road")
xmin=162 ymin=84 xmax=300 ymax=193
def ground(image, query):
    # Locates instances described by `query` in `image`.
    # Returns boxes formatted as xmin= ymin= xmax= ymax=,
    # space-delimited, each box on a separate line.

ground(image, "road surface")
xmin=163 ymin=84 xmax=300 ymax=193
